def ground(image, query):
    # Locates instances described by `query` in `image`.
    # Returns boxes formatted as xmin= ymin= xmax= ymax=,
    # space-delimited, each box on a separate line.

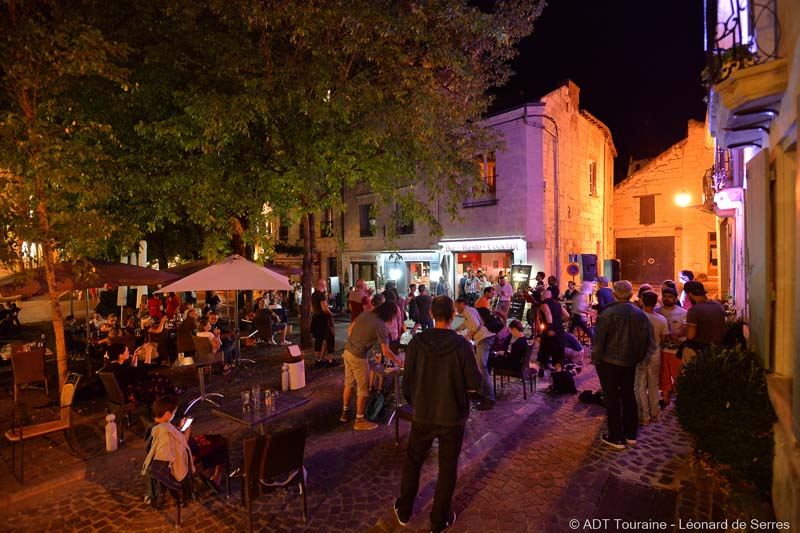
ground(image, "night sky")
xmin=491 ymin=0 xmax=708 ymax=181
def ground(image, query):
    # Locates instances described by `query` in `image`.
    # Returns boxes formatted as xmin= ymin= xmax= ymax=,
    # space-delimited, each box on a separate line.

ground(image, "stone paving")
xmin=0 ymin=318 xmax=724 ymax=532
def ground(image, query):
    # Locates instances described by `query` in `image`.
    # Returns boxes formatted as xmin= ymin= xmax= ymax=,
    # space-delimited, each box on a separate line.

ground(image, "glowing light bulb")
xmin=675 ymin=192 xmax=691 ymax=207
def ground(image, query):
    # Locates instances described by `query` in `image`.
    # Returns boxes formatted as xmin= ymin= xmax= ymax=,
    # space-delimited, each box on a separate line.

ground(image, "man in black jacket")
xmin=394 ymin=296 xmax=482 ymax=533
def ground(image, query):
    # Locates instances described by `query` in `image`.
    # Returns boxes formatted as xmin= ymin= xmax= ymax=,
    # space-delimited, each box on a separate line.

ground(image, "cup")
xmin=251 ymin=384 xmax=261 ymax=407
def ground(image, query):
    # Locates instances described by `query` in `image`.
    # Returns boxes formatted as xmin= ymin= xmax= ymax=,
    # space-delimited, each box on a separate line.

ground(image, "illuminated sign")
xmin=439 ymin=238 xmax=524 ymax=252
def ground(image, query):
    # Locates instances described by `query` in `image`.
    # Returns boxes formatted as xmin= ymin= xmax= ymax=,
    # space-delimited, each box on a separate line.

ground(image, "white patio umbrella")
xmin=156 ymin=255 xmax=292 ymax=374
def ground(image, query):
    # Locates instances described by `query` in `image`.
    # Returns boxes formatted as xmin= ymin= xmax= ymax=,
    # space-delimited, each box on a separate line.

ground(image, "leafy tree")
xmin=242 ymin=0 xmax=544 ymax=345
xmin=0 ymin=0 xmax=131 ymax=388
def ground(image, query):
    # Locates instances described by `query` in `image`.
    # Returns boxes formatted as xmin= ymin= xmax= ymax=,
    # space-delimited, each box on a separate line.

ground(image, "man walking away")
xmin=592 ymin=281 xmax=653 ymax=450
xmin=411 ymin=285 xmax=433 ymax=334
xmin=637 ymin=291 xmax=668 ymax=425
xmin=395 ymin=296 xmax=482 ymax=533
xmin=455 ymin=297 xmax=496 ymax=409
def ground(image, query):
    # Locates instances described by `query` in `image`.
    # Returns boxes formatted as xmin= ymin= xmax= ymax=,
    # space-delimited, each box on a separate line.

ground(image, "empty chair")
xmin=11 ymin=347 xmax=48 ymax=403
xmin=97 ymin=369 xmax=150 ymax=443
xmin=5 ymin=372 xmax=81 ymax=484
xmin=243 ymin=426 xmax=308 ymax=532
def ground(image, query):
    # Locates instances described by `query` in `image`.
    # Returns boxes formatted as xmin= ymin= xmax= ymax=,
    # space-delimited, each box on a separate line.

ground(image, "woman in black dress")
xmin=311 ymin=278 xmax=336 ymax=366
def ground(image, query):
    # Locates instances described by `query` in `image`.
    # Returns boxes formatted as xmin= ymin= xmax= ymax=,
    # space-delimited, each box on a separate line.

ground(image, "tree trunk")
xmin=300 ymin=212 xmax=315 ymax=348
xmin=43 ymin=243 xmax=67 ymax=392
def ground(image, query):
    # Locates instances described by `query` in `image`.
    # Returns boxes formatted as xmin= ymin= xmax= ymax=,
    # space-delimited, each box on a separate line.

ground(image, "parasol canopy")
xmin=166 ymin=258 xmax=301 ymax=279
xmin=0 ymin=259 xmax=181 ymax=298
xmin=155 ymin=255 xmax=292 ymax=293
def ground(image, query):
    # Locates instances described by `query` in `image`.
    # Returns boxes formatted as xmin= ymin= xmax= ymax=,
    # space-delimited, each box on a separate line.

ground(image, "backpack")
xmin=365 ymin=391 xmax=387 ymax=423
xmin=551 ymin=370 xmax=578 ymax=394
xmin=476 ymin=306 xmax=504 ymax=334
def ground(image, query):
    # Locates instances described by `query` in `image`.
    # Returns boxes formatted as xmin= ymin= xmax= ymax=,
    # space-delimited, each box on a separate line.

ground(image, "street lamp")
xmin=675 ymin=191 xmax=691 ymax=207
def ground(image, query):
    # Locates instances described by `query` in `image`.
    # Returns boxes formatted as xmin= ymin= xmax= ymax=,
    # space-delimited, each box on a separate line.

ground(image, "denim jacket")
xmin=591 ymin=301 xmax=653 ymax=367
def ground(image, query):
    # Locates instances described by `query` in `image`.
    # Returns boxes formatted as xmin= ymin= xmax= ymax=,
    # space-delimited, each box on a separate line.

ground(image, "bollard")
xmin=105 ymin=413 xmax=118 ymax=452
xmin=281 ymin=364 xmax=290 ymax=392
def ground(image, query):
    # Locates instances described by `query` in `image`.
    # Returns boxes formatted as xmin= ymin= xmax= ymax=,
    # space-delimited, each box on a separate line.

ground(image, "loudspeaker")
xmin=603 ymin=259 xmax=621 ymax=282
xmin=578 ymin=254 xmax=598 ymax=282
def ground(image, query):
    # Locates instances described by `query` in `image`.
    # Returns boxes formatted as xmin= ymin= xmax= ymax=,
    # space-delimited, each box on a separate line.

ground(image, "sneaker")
xmin=280 ymin=340 xmax=292 ymax=345
xmin=625 ymin=437 xmax=637 ymax=446
xmin=394 ymin=498 xmax=410 ymax=526
xmin=431 ymin=511 xmax=457 ymax=533
xmin=354 ymin=418 xmax=379 ymax=431
xmin=327 ymin=359 xmax=341 ymax=367
xmin=339 ymin=410 xmax=350 ymax=423
xmin=600 ymin=434 xmax=625 ymax=450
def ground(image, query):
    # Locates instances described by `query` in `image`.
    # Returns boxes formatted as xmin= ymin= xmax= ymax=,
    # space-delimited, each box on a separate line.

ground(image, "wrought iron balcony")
xmin=704 ymin=0 xmax=779 ymax=86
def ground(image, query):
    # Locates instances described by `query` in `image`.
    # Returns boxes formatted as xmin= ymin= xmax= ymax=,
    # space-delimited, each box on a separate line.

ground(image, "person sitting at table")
xmin=142 ymin=395 xmax=195 ymax=507
xmin=196 ymin=318 xmax=222 ymax=354
xmin=63 ymin=315 xmax=87 ymax=355
xmin=99 ymin=314 xmax=118 ymax=338
xmin=141 ymin=315 xmax=169 ymax=364
xmin=137 ymin=295 xmax=150 ymax=320
xmin=89 ymin=312 xmax=106 ymax=332
xmin=207 ymin=311 xmax=237 ymax=365
xmin=490 ymin=319 xmax=528 ymax=373
xmin=268 ymin=295 xmax=291 ymax=345
xmin=105 ymin=343 xmax=165 ymax=402
xmin=177 ymin=308 xmax=198 ymax=358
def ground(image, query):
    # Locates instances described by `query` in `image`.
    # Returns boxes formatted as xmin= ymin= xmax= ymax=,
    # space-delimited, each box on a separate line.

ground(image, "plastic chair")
xmin=11 ymin=348 xmax=48 ymax=403
xmin=492 ymin=342 xmax=536 ymax=400
xmin=5 ymin=372 xmax=81 ymax=484
xmin=243 ymin=426 xmax=308 ymax=532
xmin=97 ymin=369 xmax=149 ymax=443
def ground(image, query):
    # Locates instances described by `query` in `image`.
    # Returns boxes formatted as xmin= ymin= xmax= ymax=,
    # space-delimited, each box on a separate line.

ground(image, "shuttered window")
xmin=639 ymin=195 xmax=655 ymax=225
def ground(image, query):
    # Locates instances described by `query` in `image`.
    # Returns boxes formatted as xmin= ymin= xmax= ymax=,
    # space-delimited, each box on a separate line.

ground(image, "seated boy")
xmin=142 ymin=396 xmax=194 ymax=506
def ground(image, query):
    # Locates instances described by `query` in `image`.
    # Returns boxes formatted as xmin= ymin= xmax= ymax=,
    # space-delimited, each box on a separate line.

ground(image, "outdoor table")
xmin=211 ymin=391 xmax=310 ymax=435
xmin=183 ymin=356 xmax=224 ymax=413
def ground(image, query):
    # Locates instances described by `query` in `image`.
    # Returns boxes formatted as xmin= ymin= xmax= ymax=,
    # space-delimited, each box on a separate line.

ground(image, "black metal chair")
xmin=492 ymin=342 xmax=536 ymax=400
xmin=97 ymin=369 xmax=150 ymax=443
xmin=243 ymin=426 xmax=308 ymax=532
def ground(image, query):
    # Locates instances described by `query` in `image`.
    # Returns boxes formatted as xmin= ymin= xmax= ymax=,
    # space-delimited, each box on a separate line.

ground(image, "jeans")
xmin=417 ymin=316 xmax=434 ymax=331
xmin=635 ymin=353 xmax=661 ymax=422
xmin=569 ymin=313 xmax=594 ymax=342
xmin=596 ymin=361 xmax=638 ymax=442
xmin=475 ymin=336 xmax=495 ymax=401
xmin=398 ymin=422 xmax=465 ymax=531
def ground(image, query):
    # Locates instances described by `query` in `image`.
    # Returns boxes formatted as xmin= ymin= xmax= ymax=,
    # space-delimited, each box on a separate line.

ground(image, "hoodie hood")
xmin=414 ymin=328 xmax=466 ymax=355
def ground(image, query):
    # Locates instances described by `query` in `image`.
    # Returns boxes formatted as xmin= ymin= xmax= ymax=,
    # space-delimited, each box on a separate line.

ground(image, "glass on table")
xmin=241 ymin=389 xmax=251 ymax=410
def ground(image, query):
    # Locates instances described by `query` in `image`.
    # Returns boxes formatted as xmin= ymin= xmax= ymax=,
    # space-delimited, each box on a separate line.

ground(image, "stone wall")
xmin=614 ymin=120 xmax=717 ymax=283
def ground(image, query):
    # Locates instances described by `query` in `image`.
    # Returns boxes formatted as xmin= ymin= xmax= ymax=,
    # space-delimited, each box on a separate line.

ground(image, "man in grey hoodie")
xmin=394 ymin=296 xmax=482 ymax=533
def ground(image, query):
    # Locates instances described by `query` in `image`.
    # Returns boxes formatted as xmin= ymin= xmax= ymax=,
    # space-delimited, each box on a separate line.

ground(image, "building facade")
xmin=614 ymin=120 xmax=719 ymax=289
xmin=705 ymin=0 xmax=799 ymax=524
xmin=308 ymin=81 xmax=616 ymax=297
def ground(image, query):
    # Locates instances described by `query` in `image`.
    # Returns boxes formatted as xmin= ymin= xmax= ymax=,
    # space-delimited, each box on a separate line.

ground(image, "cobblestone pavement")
xmin=0 ymin=319 xmax=720 ymax=532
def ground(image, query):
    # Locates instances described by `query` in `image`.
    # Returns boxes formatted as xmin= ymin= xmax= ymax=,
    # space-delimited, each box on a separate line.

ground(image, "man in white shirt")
xmin=455 ymin=297 xmax=495 ymax=409
xmin=637 ymin=291 xmax=668 ymax=425
xmin=495 ymin=275 xmax=513 ymax=317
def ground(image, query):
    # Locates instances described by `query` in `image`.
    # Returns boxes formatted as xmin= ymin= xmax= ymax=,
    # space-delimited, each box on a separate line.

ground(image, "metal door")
xmin=615 ymin=237 xmax=675 ymax=285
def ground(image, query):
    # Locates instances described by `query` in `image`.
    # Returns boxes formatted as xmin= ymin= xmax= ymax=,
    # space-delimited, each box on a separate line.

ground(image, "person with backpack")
xmin=455 ymin=297 xmax=496 ymax=409
xmin=394 ymin=296 xmax=482 ymax=533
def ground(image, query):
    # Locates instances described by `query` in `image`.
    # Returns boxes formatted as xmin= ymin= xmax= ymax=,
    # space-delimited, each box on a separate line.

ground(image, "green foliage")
xmin=675 ymin=346 xmax=776 ymax=496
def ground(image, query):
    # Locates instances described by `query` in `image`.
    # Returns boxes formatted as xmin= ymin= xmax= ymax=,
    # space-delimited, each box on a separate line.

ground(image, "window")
xmin=639 ymin=195 xmax=655 ymax=225
xmin=709 ymin=232 xmax=718 ymax=275
xmin=396 ymin=205 xmax=414 ymax=235
xmin=464 ymin=152 xmax=497 ymax=207
xmin=359 ymin=204 xmax=375 ymax=237
xmin=278 ymin=222 xmax=289 ymax=242
xmin=589 ymin=161 xmax=598 ymax=197
xmin=320 ymin=208 xmax=334 ymax=238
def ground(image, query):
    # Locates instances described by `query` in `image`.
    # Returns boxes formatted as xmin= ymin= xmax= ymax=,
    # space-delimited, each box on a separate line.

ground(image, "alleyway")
xmin=0 ymin=319 xmax=723 ymax=532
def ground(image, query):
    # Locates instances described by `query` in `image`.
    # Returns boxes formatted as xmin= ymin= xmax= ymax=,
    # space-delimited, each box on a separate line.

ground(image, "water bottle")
xmin=105 ymin=414 xmax=118 ymax=452
xmin=281 ymin=364 xmax=290 ymax=392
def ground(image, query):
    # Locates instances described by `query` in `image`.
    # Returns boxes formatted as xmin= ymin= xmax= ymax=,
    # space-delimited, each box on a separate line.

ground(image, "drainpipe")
xmin=523 ymin=107 xmax=560 ymax=278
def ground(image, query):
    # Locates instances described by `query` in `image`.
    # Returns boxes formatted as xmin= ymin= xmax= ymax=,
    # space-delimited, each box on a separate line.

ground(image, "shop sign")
xmin=439 ymin=238 xmax=524 ymax=252
xmin=510 ymin=264 xmax=532 ymax=292
xmin=381 ymin=252 xmax=439 ymax=263
xmin=349 ymin=255 xmax=378 ymax=263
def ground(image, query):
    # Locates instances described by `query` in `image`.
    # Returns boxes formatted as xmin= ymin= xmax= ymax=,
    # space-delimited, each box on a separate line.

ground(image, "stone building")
xmin=304 ymin=81 xmax=616 ymax=297
xmin=704 ymin=0 xmax=799 ymax=525
xmin=613 ymin=120 xmax=718 ymax=289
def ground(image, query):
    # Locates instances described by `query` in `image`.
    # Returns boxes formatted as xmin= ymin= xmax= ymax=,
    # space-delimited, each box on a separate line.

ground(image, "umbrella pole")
xmin=85 ymin=289 xmax=92 ymax=375
xmin=234 ymin=289 xmax=243 ymax=380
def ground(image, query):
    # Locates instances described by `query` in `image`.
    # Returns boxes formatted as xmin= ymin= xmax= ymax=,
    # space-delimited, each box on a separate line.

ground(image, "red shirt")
xmin=148 ymin=296 xmax=163 ymax=320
